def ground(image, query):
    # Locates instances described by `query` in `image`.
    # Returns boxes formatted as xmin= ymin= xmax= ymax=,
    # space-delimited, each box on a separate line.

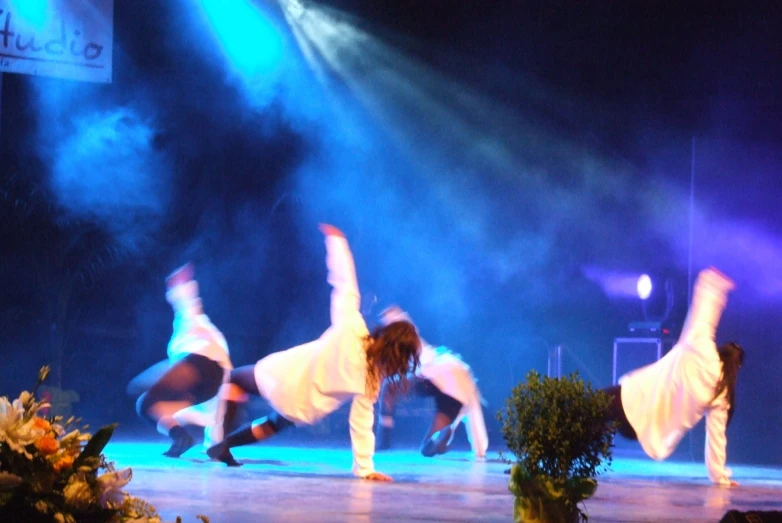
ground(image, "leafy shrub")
xmin=497 ymin=370 xmax=617 ymax=521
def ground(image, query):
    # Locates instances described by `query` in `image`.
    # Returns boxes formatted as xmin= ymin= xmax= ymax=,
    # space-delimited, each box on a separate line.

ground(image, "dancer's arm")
xmin=349 ymin=394 xmax=391 ymax=480
xmin=704 ymin=403 xmax=737 ymax=486
xmin=465 ymin=390 xmax=489 ymax=458
xmin=320 ymin=224 xmax=362 ymax=326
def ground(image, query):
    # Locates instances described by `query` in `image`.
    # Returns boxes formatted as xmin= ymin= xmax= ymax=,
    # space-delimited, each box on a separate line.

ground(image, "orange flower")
xmin=53 ymin=454 xmax=75 ymax=472
xmin=35 ymin=434 xmax=60 ymax=455
xmin=33 ymin=417 xmax=51 ymax=431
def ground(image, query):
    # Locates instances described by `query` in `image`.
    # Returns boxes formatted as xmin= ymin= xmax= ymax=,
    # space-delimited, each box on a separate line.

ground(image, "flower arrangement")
xmin=0 ymin=366 xmax=208 ymax=523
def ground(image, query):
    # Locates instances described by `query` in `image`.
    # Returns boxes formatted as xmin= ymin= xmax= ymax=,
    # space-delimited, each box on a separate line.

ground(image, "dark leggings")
xmin=380 ymin=377 xmax=464 ymax=425
xmin=227 ymin=365 xmax=295 ymax=432
xmin=137 ymin=353 xmax=224 ymax=425
xmin=602 ymin=385 xmax=638 ymax=440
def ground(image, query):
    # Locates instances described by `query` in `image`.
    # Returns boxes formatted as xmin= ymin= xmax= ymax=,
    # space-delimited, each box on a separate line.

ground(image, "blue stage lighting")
xmin=281 ymin=0 xmax=306 ymax=19
xmin=637 ymin=274 xmax=652 ymax=300
xmin=200 ymin=0 xmax=283 ymax=77
xmin=9 ymin=0 xmax=49 ymax=29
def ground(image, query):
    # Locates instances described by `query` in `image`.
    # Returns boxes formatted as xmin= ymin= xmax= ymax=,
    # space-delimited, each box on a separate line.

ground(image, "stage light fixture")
xmin=637 ymin=274 xmax=652 ymax=300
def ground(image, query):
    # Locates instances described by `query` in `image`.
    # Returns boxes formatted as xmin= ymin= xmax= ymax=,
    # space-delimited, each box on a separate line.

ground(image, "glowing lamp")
xmin=637 ymin=274 xmax=652 ymax=300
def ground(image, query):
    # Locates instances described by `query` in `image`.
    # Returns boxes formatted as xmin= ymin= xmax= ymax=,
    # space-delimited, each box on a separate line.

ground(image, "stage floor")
xmin=105 ymin=441 xmax=782 ymax=522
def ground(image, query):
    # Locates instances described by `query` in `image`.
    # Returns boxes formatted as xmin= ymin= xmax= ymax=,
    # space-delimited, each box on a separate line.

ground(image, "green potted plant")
xmin=497 ymin=370 xmax=616 ymax=522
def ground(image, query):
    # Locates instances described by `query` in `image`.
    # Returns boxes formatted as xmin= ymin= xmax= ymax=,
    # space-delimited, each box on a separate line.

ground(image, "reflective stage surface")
xmin=106 ymin=441 xmax=782 ymax=522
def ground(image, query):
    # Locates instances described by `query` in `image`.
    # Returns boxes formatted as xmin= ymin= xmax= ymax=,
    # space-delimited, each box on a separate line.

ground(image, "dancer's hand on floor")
xmin=727 ymin=480 xmax=739 ymax=487
xmin=363 ymin=471 xmax=393 ymax=482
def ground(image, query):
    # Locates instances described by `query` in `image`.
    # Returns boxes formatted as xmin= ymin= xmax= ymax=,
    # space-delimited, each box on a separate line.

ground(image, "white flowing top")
xmin=166 ymin=281 xmax=232 ymax=371
xmin=419 ymin=343 xmax=489 ymax=458
xmin=380 ymin=306 xmax=489 ymax=458
xmin=620 ymin=268 xmax=735 ymax=485
xmin=253 ymin=236 xmax=377 ymax=477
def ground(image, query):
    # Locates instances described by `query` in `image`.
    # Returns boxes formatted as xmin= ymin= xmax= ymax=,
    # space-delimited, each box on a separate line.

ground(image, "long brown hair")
xmin=714 ymin=341 xmax=744 ymax=424
xmin=364 ymin=320 xmax=421 ymax=398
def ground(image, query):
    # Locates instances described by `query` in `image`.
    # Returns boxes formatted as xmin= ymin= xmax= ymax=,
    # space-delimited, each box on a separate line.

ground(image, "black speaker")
xmin=719 ymin=510 xmax=782 ymax=523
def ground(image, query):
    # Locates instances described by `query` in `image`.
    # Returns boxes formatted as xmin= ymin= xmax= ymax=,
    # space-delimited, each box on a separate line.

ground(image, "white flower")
xmin=0 ymin=396 xmax=45 ymax=458
xmin=97 ymin=467 xmax=132 ymax=508
xmin=13 ymin=391 xmax=32 ymax=410
xmin=0 ymin=395 xmax=22 ymax=421
xmin=58 ymin=428 xmax=90 ymax=455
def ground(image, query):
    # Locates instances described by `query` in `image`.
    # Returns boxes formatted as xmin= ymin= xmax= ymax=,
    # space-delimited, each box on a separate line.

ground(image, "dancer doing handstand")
xmin=605 ymin=267 xmax=743 ymax=486
xmin=207 ymin=224 xmax=421 ymax=481
xmin=133 ymin=263 xmax=233 ymax=457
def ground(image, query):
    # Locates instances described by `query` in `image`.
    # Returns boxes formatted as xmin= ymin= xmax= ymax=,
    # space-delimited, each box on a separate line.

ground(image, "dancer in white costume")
xmin=207 ymin=225 xmax=421 ymax=481
xmin=375 ymin=306 xmax=488 ymax=458
xmin=604 ymin=267 xmax=744 ymax=486
xmin=133 ymin=263 xmax=233 ymax=457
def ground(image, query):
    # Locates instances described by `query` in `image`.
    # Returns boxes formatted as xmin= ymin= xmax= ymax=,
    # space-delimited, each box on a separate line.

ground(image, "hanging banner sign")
xmin=0 ymin=0 xmax=113 ymax=83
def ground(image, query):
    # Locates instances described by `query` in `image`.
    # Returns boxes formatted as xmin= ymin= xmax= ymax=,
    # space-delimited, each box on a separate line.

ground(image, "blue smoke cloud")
xmin=32 ymin=80 xmax=170 ymax=253
xmin=285 ymin=2 xmax=782 ymax=320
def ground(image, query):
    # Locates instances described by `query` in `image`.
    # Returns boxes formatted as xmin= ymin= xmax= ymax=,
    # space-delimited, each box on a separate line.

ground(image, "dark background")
xmin=1 ymin=0 xmax=780 ymax=464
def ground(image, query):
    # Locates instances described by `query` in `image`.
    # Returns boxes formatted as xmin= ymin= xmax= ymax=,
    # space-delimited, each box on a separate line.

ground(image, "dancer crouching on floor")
xmin=604 ymin=267 xmax=743 ymax=486
xmin=376 ymin=306 xmax=488 ymax=459
xmin=207 ymin=224 xmax=421 ymax=481
xmin=134 ymin=263 xmax=233 ymax=458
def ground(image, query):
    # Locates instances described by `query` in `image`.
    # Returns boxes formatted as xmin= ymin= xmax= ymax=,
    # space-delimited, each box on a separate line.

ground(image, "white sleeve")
xmin=704 ymin=403 xmax=732 ymax=485
xmin=349 ymin=394 xmax=376 ymax=477
xmin=325 ymin=236 xmax=361 ymax=326
xmin=465 ymin=401 xmax=489 ymax=458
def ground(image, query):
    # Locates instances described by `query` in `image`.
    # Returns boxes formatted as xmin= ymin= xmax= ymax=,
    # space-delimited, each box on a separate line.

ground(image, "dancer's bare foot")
xmin=318 ymin=224 xmax=345 ymax=238
xmin=166 ymin=263 xmax=194 ymax=289
xmin=703 ymin=266 xmax=735 ymax=292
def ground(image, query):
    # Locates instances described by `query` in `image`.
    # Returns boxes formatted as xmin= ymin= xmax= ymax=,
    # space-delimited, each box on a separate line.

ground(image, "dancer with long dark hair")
xmin=605 ymin=267 xmax=743 ymax=486
xmin=207 ymin=224 xmax=421 ymax=481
